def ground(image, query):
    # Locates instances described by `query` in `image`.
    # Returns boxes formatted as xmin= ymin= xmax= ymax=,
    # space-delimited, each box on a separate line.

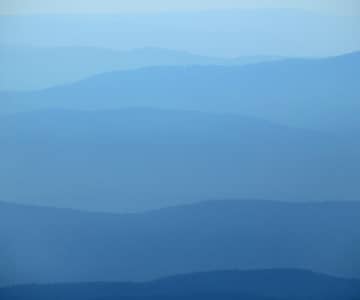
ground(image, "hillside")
xmin=1 ymin=269 xmax=359 ymax=300
xmin=1 ymin=200 xmax=359 ymax=285
xmin=0 ymin=109 xmax=359 ymax=211
xmin=1 ymin=52 xmax=359 ymax=132
xmin=0 ymin=46 xmax=282 ymax=90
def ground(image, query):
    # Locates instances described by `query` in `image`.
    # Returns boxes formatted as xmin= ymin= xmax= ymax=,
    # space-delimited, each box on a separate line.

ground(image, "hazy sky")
xmin=1 ymin=0 xmax=359 ymax=15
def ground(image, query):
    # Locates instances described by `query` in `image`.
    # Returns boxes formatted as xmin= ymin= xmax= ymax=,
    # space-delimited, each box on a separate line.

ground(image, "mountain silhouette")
xmin=0 ymin=109 xmax=359 ymax=211
xmin=1 ymin=200 xmax=359 ymax=285
xmin=1 ymin=52 xmax=359 ymax=133
xmin=0 ymin=46 xmax=282 ymax=91
xmin=0 ymin=268 xmax=359 ymax=299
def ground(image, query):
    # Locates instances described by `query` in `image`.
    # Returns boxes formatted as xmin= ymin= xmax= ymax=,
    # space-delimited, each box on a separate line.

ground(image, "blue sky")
xmin=0 ymin=1 xmax=359 ymax=57
xmin=1 ymin=0 xmax=359 ymax=15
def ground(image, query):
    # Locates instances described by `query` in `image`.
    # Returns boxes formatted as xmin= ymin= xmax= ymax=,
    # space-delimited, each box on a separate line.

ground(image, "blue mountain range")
xmin=1 ymin=200 xmax=359 ymax=285
xmin=1 ymin=52 xmax=359 ymax=132
xmin=0 ymin=108 xmax=359 ymax=211
xmin=1 ymin=269 xmax=359 ymax=300
xmin=0 ymin=46 xmax=283 ymax=90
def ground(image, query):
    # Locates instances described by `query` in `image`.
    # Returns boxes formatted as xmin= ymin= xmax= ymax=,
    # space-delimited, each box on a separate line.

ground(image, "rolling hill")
xmin=0 ymin=46 xmax=282 ymax=90
xmin=1 ymin=200 xmax=359 ymax=285
xmin=0 ymin=109 xmax=359 ymax=212
xmin=1 ymin=269 xmax=359 ymax=300
xmin=1 ymin=52 xmax=359 ymax=132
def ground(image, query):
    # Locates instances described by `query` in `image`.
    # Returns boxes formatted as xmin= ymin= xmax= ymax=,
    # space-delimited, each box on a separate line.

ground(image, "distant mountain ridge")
xmin=1 ymin=52 xmax=359 ymax=132
xmin=0 ymin=46 xmax=283 ymax=90
xmin=1 ymin=200 xmax=359 ymax=285
xmin=1 ymin=269 xmax=359 ymax=300
xmin=0 ymin=108 xmax=359 ymax=211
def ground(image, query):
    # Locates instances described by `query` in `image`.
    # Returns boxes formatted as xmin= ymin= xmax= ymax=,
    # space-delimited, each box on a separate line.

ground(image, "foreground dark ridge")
xmin=1 ymin=269 xmax=359 ymax=300
xmin=1 ymin=200 xmax=359 ymax=285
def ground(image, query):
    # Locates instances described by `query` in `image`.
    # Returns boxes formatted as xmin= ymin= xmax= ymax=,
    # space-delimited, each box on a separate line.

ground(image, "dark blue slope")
xmin=1 ymin=200 xmax=359 ymax=285
xmin=0 ymin=269 xmax=359 ymax=300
